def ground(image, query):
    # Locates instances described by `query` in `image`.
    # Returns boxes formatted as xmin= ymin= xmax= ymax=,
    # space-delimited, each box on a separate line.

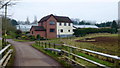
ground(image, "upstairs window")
xmin=50 ymin=29 xmax=55 ymax=32
xmin=49 ymin=21 xmax=55 ymax=25
xmin=68 ymin=23 xmax=71 ymax=26
xmin=59 ymin=22 xmax=62 ymax=26
xmin=64 ymin=23 xmax=67 ymax=26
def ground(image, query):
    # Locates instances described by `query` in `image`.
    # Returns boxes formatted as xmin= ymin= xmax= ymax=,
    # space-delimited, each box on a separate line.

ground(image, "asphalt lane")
xmin=7 ymin=39 xmax=62 ymax=67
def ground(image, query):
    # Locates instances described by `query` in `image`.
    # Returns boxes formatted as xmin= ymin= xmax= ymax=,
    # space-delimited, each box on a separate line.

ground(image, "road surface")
xmin=7 ymin=39 xmax=63 ymax=67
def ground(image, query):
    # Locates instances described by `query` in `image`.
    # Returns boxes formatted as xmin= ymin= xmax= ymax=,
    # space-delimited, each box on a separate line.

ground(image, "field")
xmin=44 ymin=33 xmax=119 ymax=56
xmin=34 ymin=33 xmax=119 ymax=67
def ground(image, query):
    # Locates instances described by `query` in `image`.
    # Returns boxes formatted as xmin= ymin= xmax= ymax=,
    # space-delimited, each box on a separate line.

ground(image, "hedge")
xmin=73 ymin=28 xmax=117 ymax=37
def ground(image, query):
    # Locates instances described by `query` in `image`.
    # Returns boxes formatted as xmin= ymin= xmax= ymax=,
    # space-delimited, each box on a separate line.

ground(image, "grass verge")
xmin=31 ymin=43 xmax=73 ymax=68
xmin=77 ymin=52 xmax=114 ymax=67
xmin=6 ymin=45 xmax=15 ymax=67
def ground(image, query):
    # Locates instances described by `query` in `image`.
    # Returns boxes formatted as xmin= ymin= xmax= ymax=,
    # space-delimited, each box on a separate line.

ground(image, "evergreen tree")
xmin=79 ymin=21 xmax=85 ymax=25
xmin=11 ymin=19 xmax=18 ymax=26
xmin=111 ymin=20 xmax=118 ymax=33
xmin=111 ymin=20 xmax=118 ymax=29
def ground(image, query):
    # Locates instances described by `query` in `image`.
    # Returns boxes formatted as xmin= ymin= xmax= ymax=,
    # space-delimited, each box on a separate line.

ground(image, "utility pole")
xmin=4 ymin=3 xmax=7 ymax=46
xmin=0 ymin=0 xmax=12 ymax=46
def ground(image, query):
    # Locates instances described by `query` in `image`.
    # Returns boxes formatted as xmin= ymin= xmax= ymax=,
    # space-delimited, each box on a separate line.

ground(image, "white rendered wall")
xmin=56 ymin=22 xmax=74 ymax=36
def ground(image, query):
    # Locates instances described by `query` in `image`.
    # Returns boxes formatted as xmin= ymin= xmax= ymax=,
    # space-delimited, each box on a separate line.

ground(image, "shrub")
xmin=29 ymin=35 xmax=36 ymax=41
xmin=73 ymin=28 xmax=116 ymax=37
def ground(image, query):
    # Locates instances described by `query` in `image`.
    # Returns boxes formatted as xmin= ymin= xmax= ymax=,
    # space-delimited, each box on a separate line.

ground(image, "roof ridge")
xmin=39 ymin=14 xmax=73 ymax=23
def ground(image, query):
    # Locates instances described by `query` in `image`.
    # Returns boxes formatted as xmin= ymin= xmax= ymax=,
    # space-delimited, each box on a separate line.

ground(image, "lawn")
xmin=31 ymin=43 xmax=72 ymax=68
xmin=34 ymin=33 xmax=119 ymax=67
xmin=43 ymin=33 xmax=119 ymax=56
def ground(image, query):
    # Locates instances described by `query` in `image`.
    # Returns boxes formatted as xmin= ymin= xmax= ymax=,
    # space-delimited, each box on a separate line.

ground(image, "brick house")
xmin=30 ymin=14 xmax=74 ymax=39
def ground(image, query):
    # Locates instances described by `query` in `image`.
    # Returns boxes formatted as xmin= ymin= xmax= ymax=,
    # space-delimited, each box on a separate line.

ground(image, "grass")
xmin=61 ymin=33 xmax=119 ymax=56
xmin=77 ymin=52 xmax=114 ymax=67
xmin=37 ymin=33 xmax=119 ymax=67
xmin=6 ymin=45 xmax=15 ymax=67
xmin=35 ymin=42 xmax=114 ymax=67
xmin=44 ymin=38 xmax=63 ymax=44
xmin=2 ymin=35 xmax=13 ymax=39
xmin=62 ymin=45 xmax=114 ymax=67
xmin=31 ymin=43 xmax=73 ymax=68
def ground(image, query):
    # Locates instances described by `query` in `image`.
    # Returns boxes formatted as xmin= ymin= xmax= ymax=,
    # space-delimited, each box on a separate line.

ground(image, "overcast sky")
xmin=6 ymin=0 xmax=120 ymax=23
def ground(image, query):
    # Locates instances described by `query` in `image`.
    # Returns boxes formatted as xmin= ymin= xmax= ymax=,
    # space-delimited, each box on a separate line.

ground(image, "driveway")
xmin=7 ymin=39 xmax=63 ymax=67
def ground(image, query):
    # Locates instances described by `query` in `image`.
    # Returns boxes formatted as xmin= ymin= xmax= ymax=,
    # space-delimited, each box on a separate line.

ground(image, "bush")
xmin=36 ymin=34 xmax=45 ymax=40
xmin=73 ymin=28 xmax=116 ymax=37
xmin=29 ymin=35 xmax=36 ymax=41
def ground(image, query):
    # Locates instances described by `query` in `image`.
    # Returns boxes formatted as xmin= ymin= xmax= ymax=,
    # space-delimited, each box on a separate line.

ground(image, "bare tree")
xmin=32 ymin=16 xmax=37 ymax=24
xmin=1 ymin=0 xmax=17 ymax=35
xmin=25 ymin=17 xmax=30 ymax=25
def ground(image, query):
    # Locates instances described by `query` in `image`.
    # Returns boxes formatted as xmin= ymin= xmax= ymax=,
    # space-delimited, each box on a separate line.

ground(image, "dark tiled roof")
xmin=31 ymin=26 xmax=46 ymax=31
xmin=39 ymin=14 xmax=73 ymax=23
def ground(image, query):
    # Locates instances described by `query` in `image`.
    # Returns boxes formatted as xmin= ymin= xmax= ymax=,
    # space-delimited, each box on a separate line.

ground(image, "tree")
xmin=111 ymin=20 xmax=118 ymax=29
xmin=78 ymin=20 xmax=92 ymax=25
xmin=111 ymin=20 xmax=118 ymax=33
xmin=11 ymin=19 xmax=18 ymax=26
xmin=2 ymin=17 xmax=16 ymax=35
xmin=36 ymin=34 xmax=41 ymax=40
xmin=0 ymin=0 xmax=16 ymax=9
xmin=15 ymin=30 xmax=22 ymax=38
xmin=25 ymin=17 xmax=30 ymax=25
xmin=71 ymin=18 xmax=80 ymax=25
xmin=95 ymin=21 xmax=113 ymax=27
xmin=79 ymin=21 xmax=85 ymax=25
xmin=32 ymin=16 xmax=37 ymax=24
xmin=15 ymin=30 xmax=22 ymax=35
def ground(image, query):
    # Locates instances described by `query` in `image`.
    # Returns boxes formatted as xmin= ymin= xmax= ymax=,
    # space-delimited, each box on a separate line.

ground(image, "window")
xmin=64 ymin=23 xmax=66 ymax=26
xmin=59 ymin=22 xmax=62 ymax=26
xmin=32 ymin=31 xmax=34 ymax=34
xmin=68 ymin=30 xmax=70 ymax=32
xmin=61 ymin=29 xmax=63 ymax=32
xmin=49 ymin=21 xmax=55 ymax=25
xmin=68 ymin=23 xmax=71 ymax=26
xmin=50 ymin=29 xmax=55 ymax=32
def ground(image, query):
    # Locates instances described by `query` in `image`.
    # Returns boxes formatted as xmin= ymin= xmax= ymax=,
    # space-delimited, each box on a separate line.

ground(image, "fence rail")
xmin=0 ymin=44 xmax=13 ymax=66
xmin=37 ymin=41 xmax=120 ymax=67
xmin=62 ymin=50 xmax=109 ymax=68
xmin=63 ymin=44 xmax=120 ymax=60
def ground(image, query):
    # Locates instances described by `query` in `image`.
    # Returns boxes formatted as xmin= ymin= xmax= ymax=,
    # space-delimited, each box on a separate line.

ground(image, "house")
xmin=73 ymin=25 xmax=98 ymax=29
xmin=30 ymin=14 xmax=74 ymax=39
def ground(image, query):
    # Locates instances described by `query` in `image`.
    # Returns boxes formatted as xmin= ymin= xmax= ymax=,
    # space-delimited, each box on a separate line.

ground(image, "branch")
xmin=0 ymin=0 xmax=11 ymax=9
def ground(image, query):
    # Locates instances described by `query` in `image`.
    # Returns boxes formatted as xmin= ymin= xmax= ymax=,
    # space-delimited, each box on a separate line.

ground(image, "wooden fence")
xmin=0 ymin=44 xmax=13 ymax=67
xmin=36 ymin=41 xmax=120 ymax=68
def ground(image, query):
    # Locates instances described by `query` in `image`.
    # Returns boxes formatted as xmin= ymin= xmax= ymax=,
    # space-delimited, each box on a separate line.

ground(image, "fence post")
xmin=54 ymin=44 xmax=55 ymax=49
xmin=41 ymin=42 xmax=43 ymax=48
xmin=114 ymin=59 xmax=119 ymax=68
xmin=45 ymin=42 xmax=46 ymax=48
xmin=40 ymin=42 xmax=43 ymax=48
xmin=49 ymin=43 xmax=50 ymax=48
xmin=38 ymin=41 xmax=40 ymax=46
